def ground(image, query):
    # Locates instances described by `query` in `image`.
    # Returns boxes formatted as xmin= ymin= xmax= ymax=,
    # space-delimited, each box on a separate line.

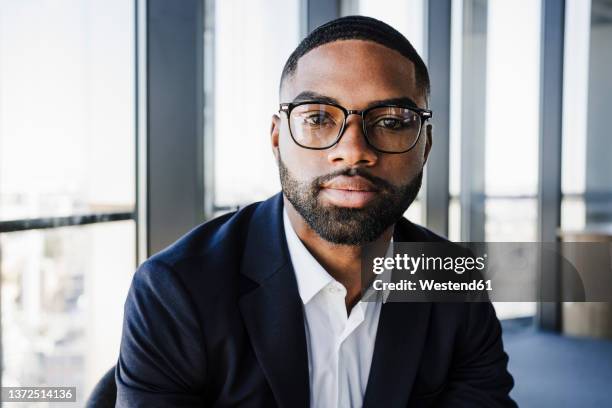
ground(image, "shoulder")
xmin=150 ymin=201 xmax=261 ymax=267
xmin=135 ymin=199 xmax=266 ymax=298
xmin=394 ymin=217 xmax=450 ymax=242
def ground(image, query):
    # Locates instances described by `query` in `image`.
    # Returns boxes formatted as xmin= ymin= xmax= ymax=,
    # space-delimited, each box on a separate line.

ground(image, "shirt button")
xmin=327 ymin=284 xmax=340 ymax=294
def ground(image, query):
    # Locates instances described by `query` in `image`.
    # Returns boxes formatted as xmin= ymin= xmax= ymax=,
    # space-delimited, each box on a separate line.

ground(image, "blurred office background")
xmin=0 ymin=0 xmax=610 ymax=406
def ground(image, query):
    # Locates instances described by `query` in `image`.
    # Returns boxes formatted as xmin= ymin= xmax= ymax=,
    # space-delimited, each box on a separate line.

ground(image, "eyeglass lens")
xmin=289 ymin=103 xmax=422 ymax=152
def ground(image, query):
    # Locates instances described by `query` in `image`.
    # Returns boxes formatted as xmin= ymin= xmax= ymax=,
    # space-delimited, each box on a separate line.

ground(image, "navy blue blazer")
xmin=115 ymin=193 xmax=516 ymax=407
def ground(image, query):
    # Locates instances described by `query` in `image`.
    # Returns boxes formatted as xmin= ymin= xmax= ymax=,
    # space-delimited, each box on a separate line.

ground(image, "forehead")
xmin=283 ymin=39 xmax=423 ymax=108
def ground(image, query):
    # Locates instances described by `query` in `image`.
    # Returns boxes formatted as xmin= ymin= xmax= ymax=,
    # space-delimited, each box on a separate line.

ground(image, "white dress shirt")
xmin=283 ymin=209 xmax=388 ymax=408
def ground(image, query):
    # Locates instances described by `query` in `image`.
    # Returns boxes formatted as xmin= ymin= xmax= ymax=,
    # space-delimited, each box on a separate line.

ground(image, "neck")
xmin=284 ymin=196 xmax=394 ymax=310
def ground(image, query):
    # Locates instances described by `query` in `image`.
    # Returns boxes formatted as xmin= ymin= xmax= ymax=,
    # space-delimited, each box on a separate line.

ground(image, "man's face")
xmin=271 ymin=40 xmax=432 ymax=245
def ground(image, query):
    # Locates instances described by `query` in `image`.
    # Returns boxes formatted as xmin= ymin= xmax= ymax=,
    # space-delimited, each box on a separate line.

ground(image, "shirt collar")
xmin=283 ymin=208 xmax=334 ymax=304
xmin=283 ymin=208 xmax=393 ymax=305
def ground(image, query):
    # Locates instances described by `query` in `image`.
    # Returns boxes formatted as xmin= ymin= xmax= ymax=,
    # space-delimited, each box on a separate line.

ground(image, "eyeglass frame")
xmin=278 ymin=100 xmax=433 ymax=154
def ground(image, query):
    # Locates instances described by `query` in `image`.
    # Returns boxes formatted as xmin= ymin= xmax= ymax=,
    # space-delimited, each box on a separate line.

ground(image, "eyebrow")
xmin=291 ymin=90 xmax=421 ymax=109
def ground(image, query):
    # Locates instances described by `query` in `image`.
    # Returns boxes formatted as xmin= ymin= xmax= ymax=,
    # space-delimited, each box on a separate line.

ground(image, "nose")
xmin=326 ymin=114 xmax=378 ymax=166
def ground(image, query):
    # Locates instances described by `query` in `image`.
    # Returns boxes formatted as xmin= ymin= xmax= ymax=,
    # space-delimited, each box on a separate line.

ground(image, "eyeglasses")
xmin=279 ymin=100 xmax=432 ymax=154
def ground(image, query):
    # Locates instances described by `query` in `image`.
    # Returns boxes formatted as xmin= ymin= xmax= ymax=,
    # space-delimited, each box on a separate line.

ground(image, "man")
xmin=115 ymin=16 xmax=516 ymax=407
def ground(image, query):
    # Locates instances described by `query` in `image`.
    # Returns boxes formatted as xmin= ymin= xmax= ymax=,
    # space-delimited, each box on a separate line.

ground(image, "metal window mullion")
xmin=424 ymin=0 xmax=452 ymax=237
xmin=0 ymin=212 xmax=135 ymax=233
xmin=203 ymin=0 xmax=216 ymax=221
xmin=536 ymin=0 xmax=565 ymax=332
xmin=144 ymin=0 xmax=206 ymax=258
xmin=135 ymin=0 xmax=148 ymax=265
xmin=302 ymin=0 xmax=341 ymax=37
xmin=460 ymin=0 xmax=487 ymax=243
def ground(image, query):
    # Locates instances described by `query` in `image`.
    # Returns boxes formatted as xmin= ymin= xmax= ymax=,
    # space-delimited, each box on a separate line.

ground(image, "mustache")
xmin=311 ymin=167 xmax=395 ymax=192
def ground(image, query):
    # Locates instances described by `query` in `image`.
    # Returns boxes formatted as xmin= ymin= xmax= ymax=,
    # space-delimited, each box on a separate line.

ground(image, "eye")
xmin=375 ymin=116 xmax=415 ymax=130
xmin=303 ymin=113 xmax=335 ymax=127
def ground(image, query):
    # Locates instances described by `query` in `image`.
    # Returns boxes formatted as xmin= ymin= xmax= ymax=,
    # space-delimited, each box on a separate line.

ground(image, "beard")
xmin=278 ymin=154 xmax=423 ymax=245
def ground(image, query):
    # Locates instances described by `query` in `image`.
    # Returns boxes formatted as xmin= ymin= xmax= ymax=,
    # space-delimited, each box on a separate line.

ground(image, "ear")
xmin=270 ymin=113 xmax=281 ymax=162
xmin=422 ymin=123 xmax=433 ymax=164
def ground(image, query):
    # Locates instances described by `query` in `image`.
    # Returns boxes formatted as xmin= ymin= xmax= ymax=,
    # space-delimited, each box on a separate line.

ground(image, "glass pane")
xmin=1 ymin=220 xmax=135 ymax=404
xmin=561 ymin=196 xmax=586 ymax=231
xmin=485 ymin=197 xmax=537 ymax=318
xmin=562 ymin=0 xmax=612 ymax=228
xmin=213 ymin=0 xmax=300 ymax=207
xmin=448 ymin=197 xmax=461 ymax=242
xmin=0 ymin=0 xmax=135 ymax=221
xmin=449 ymin=0 xmax=463 ymax=199
xmin=343 ymin=0 xmax=426 ymax=55
xmin=561 ymin=0 xmax=590 ymax=198
xmin=404 ymin=199 xmax=422 ymax=225
xmin=584 ymin=0 xmax=612 ymax=224
xmin=485 ymin=198 xmax=537 ymax=242
xmin=484 ymin=0 xmax=541 ymax=198
xmin=450 ymin=0 xmax=541 ymax=240
xmin=452 ymin=0 xmax=542 ymax=319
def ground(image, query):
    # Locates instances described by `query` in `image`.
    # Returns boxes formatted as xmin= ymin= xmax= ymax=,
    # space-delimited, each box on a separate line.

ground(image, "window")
xmin=1 ymin=222 xmax=134 ymax=396
xmin=212 ymin=0 xmax=301 ymax=209
xmin=450 ymin=0 xmax=542 ymax=318
xmin=562 ymin=0 xmax=612 ymax=230
xmin=0 ymin=0 xmax=135 ymax=399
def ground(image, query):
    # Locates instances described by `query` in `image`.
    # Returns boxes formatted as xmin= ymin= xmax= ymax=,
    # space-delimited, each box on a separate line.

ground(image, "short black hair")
xmin=280 ymin=15 xmax=430 ymax=100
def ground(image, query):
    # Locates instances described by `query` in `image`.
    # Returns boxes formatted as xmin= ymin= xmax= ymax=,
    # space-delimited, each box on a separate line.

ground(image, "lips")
xmin=320 ymin=176 xmax=380 ymax=208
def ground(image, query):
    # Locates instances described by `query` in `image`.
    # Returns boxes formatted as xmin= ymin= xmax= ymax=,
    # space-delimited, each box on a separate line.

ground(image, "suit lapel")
xmin=362 ymin=218 xmax=434 ymax=407
xmin=238 ymin=193 xmax=310 ymax=408
xmin=362 ymin=302 xmax=431 ymax=408
xmin=238 ymin=195 xmax=435 ymax=407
